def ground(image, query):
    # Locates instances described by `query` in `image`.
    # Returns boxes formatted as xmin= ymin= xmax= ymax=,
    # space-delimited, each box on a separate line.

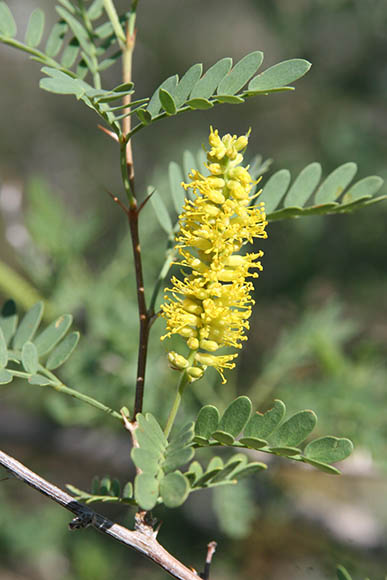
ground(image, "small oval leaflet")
xmin=190 ymin=57 xmax=232 ymax=100
xmin=160 ymin=471 xmax=189 ymax=508
xmin=0 ymin=300 xmax=18 ymax=346
xmin=13 ymin=301 xmax=44 ymax=350
xmin=0 ymin=1 xmax=17 ymax=37
xmin=248 ymin=58 xmax=311 ymax=92
xmin=260 ymin=169 xmax=291 ymax=213
xmin=46 ymin=331 xmax=80 ymax=370
xmin=25 ymin=8 xmax=45 ymax=48
xmin=269 ymin=410 xmax=317 ymax=448
xmin=22 ymin=341 xmax=39 ymax=374
xmin=0 ymin=327 xmax=7 ymax=368
xmin=217 ymin=51 xmax=263 ymax=96
xmin=195 ymin=405 xmax=220 ymax=439
xmin=0 ymin=368 xmax=12 ymax=385
xmin=134 ymin=473 xmax=159 ymax=511
xmin=315 ymin=162 xmax=357 ymax=204
xmin=159 ymin=88 xmax=177 ymax=115
xmin=34 ymin=314 xmax=73 ymax=356
xmin=304 ymin=436 xmax=353 ymax=464
xmin=218 ymin=396 xmax=252 ymax=438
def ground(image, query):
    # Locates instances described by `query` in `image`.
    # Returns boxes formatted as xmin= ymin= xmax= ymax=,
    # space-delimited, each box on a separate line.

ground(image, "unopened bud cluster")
xmin=161 ymin=127 xmax=267 ymax=383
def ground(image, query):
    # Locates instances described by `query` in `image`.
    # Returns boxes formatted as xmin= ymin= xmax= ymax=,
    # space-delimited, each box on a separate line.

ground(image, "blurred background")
xmin=1 ymin=0 xmax=387 ymax=578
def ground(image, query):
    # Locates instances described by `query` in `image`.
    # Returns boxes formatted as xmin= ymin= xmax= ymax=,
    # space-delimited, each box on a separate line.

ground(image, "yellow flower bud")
xmin=187 ymin=337 xmax=200 ymax=350
xmin=199 ymin=339 xmax=219 ymax=352
xmin=168 ymin=351 xmax=189 ymax=370
xmin=187 ymin=366 xmax=204 ymax=382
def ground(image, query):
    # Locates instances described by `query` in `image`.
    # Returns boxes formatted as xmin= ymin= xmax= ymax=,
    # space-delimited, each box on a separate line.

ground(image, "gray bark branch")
xmin=0 ymin=449 xmax=199 ymax=580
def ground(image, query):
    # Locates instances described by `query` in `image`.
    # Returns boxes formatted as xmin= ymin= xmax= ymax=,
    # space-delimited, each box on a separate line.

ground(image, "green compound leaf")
xmin=45 ymin=20 xmax=68 ymax=57
xmin=248 ymin=58 xmax=311 ymax=92
xmin=149 ymin=188 xmax=173 ymax=234
xmin=315 ymin=162 xmax=357 ymax=204
xmin=195 ymin=405 xmax=220 ymax=440
xmin=336 ymin=565 xmax=353 ymax=580
xmin=172 ymin=63 xmax=203 ymax=108
xmin=46 ymin=331 xmax=80 ymax=370
xmin=259 ymin=169 xmax=291 ymax=213
xmin=243 ymin=399 xmax=286 ymax=439
xmin=147 ymin=75 xmax=178 ymax=118
xmin=13 ymin=302 xmax=44 ymax=350
xmin=0 ymin=328 xmax=7 ymax=368
xmin=0 ymin=300 xmax=18 ymax=346
xmin=0 ymin=1 xmax=17 ymax=37
xmin=217 ymin=396 xmax=252 ymax=438
xmin=215 ymin=95 xmax=244 ymax=104
xmin=305 ymin=436 xmax=353 ymax=464
xmin=210 ymin=453 xmax=248 ymax=483
xmin=168 ymin=161 xmax=185 ymax=214
xmin=263 ymin=161 xmax=385 ymax=222
xmin=190 ymin=57 xmax=232 ymax=99
xmin=134 ymin=473 xmax=159 ymax=510
xmin=217 ymin=51 xmax=263 ymax=96
xmin=284 ymin=162 xmax=322 ymax=208
xmin=25 ymin=8 xmax=45 ymax=48
xmin=0 ymin=368 xmax=12 ymax=385
xmin=159 ymin=471 xmax=189 ymax=508
xmin=269 ymin=410 xmax=317 ymax=448
xmin=21 ymin=341 xmax=39 ymax=374
xmin=159 ymin=88 xmax=177 ymax=115
xmin=34 ymin=313 xmax=73 ymax=356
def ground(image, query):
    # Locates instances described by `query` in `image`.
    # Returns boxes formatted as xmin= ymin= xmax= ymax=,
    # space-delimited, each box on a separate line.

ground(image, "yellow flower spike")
xmin=160 ymin=127 xmax=268 ymax=383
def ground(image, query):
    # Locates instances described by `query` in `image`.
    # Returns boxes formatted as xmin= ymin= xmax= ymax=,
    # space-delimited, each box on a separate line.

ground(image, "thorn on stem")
xmin=97 ymin=124 xmax=119 ymax=142
xmin=138 ymin=188 xmax=156 ymax=213
xmin=107 ymin=190 xmax=129 ymax=214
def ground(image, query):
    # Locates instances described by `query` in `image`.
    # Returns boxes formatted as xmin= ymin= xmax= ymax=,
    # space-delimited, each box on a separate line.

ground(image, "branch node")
xmin=68 ymin=512 xmax=97 ymax=531
xmin=135 ymin=510 xmax=159 ymax=538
